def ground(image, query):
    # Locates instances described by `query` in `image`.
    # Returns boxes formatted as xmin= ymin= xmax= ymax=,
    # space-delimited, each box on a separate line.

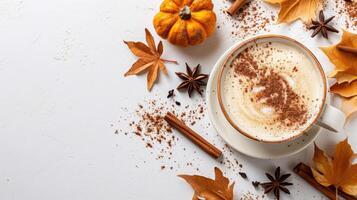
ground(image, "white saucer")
xmin=206 ymin=41 xmax=323 ymax=159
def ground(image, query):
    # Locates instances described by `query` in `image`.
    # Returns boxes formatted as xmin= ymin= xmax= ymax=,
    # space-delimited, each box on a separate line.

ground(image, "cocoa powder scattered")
xmin=332 ymin=0 xmax=357 ymax=29
xmin=240 ymin=192 xmax=264 ymax=200
xmin=220 ymin=144 xmax=244 ymax=172
xmin=220 ymin=0 xmax=275 ymax=39
xmin=113 ymin=97 xmax=249 ymax=174
xmin=346 ymin=1 xmax=357 ymax=26
xmin=114 ymin=97 xmax=207 ymax=170
xmin=133 ymin=99 xmax=205 ymax=153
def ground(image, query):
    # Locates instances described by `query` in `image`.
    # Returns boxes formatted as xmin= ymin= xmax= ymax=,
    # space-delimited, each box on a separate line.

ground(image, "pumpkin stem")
xmin=179 ymin=5 xmax=191 ymax=20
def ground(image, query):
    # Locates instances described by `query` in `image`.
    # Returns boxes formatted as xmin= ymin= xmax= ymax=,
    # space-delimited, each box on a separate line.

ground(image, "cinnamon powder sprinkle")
xmin=345 ymin=1 xmax=357 ymax=26
xmin=233 ymin=50 xmax=308 ymax=128
xmin=256 ymin=71 xmax=308 ymax=126
xmin=232 ymin=52 xmax=258 ymax=79
xmin=332 ymin=0 xmax=357 ymax=29
xmin=115 ymin=98 xmax=206 ymax=162
xmin=220 ymin=0 xmax=275 ymax=39
xmin=114 ymin=98 xmax=247 ymax=173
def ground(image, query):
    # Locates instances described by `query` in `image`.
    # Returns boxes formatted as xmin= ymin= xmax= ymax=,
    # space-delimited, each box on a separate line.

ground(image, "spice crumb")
xmin=239 ymin=172 xmax=248 ymax=179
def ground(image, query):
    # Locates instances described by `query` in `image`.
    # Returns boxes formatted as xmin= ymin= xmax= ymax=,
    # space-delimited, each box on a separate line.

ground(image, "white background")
xmin=0 ymin=0 xmax=356 ymax=199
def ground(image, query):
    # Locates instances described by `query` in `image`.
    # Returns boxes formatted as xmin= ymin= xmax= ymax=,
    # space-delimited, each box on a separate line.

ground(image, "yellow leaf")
xmin=311 ymin=168 xmax=331 ymax=187
xmin=341 ymin=96 xmax=357 ymax=122
xmin=265 ymin=0 xmax=321 ymax=23
xmin=330 ymin=80 xmax=357 ymax=98
xmin=322 ymin=30 xmax=357 ymax=125
xmin=123 ymin=28 xmax=177 ymax=90
xmin=322 ymin=30 xmax=357 ymax=77
xmin=341 ymin=165 xmax=357 ymax=195
xmin=179 ymin=167 xmax=235 ymax=200
xmin=335 ymin=72 xmax=357 ymax=84
xmin=311 ymin=139 xmax=357 ymax=196
xmin=312 ymin=144 xmax=333 ymax=186
xmin=265 ymin=0 xmax=285 ymax=4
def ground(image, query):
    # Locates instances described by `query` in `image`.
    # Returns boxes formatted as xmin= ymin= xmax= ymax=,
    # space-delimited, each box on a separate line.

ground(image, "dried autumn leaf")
xmin=265 ymin=0 xmax=284 ymax=4
xmin=341 ymin=96 xmax=357 ymax=122
xmin=321 ymin=30 xmax=357 ymax=79
xmin=124 ymin=28 xmax=177 ymax=90
xmin=179 ymin=167 xmax=235 ymax=200
xmin=265 ymin=0 xmax=321 ymax=23
xmin=321 ymin=30 xmax=357 ymax=125
xmin=330 ymin=80 xmax=357 ymax=98
xmin=335 ymin=72 xmax=357 ymax=84
xmin=311 ymin=139 xmax=357 ymax=196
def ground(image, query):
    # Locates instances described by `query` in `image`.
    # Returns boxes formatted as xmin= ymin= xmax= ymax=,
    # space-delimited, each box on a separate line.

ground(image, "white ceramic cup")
xmin=217 ymin=35 xmax=346 ymax=143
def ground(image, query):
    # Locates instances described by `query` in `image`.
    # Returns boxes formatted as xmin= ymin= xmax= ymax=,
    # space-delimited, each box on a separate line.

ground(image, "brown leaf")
xmin=123 ymin=28 xmax=177 ymax=90
xmin=124 ymin=59 xmax=154 ymax=76
xmin=311 ymin=139 xmax=357 ymax=196
xmin=341 ymin=96 xmax=357 ymax=122
xmin=179 ymin=167 xmax=235 ymax=200
xmin=330 ymin=80 xmax=357 ymax=98
xmin=147 ymin=62 xmax=159 ymax=90
xmin=145 ymin=28 xmax=156 ymax=52
xmin=158 ymin=60 xmax=167 ymax=75
xmin=124 ymin=41 xmax=153 ymax=59
xmin=157 ymin=41 xmax=163 ymax=56
xmin=265 ymin=0 xmax=321 ymax=23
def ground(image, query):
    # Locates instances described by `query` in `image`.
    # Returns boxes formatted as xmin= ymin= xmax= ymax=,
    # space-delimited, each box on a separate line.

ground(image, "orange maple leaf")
xmin=179 ymin=167 xmax=235 ymax=200
xmin=124 ymin=28 xmax=177 ymax=90
xmin=320 ymin=30 xmax=357 ymax=124
xmin=321 ymin=30 xmax=357 ymax=83
xmin=330 ymin=81 xmax=357 ymax=98
xmin=341 ymin=96 xmax=357 ymax=123
xmin=265 ymin=0 xmax=321 ymax=23
xmin=311 ymin=139 xmax=357 ymax=196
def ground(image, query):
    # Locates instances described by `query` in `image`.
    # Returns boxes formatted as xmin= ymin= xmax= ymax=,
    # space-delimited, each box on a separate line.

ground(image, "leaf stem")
xmin=161 ymin=58 xmax=178 ymax=64
xmin=336 ymin=187 xmax=338 ymax=200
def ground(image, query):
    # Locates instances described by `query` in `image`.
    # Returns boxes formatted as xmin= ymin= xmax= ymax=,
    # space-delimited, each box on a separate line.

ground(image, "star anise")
xmin=309 ymin=10 xmax=339 ymax=39
xmin=175 ymin=63 xmax=208 ymax=97
xmin=260 ymin=167 xmax=293 ymax=200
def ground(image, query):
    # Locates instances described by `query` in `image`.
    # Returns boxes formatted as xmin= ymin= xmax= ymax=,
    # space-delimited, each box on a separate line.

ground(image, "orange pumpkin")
xmin=153 ymin=0 xmax=217 ymax=47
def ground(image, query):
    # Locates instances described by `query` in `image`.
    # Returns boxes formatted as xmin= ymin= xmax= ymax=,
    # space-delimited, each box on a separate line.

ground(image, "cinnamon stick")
xmin=294 ymin=163 xmax=357 ymax=200
xmin=164 ymin=112 xmax=222 ymax=159
xmin=227 ymin=0 xmax=246 ymax=16
xmin=337 ymin=45 xmax=357 ymax=55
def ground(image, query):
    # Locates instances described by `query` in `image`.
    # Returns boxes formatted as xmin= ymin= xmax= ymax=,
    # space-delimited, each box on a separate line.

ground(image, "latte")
xmin=221 ymin=41 xmax=325 ymax=141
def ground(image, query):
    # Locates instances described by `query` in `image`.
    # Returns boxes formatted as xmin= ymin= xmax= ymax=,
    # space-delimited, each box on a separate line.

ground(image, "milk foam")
xmin=222 ymin=41 xmax=325 ymax=141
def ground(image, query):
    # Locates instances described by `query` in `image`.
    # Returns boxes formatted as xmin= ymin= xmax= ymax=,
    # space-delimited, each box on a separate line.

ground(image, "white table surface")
xmin=0 ymin=0 xmax=356 ymax=199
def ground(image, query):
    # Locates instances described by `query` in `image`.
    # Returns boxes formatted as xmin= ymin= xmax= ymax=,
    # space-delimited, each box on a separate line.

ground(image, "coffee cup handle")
xmin=315 ymin=104 xmax=346 ymax=133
